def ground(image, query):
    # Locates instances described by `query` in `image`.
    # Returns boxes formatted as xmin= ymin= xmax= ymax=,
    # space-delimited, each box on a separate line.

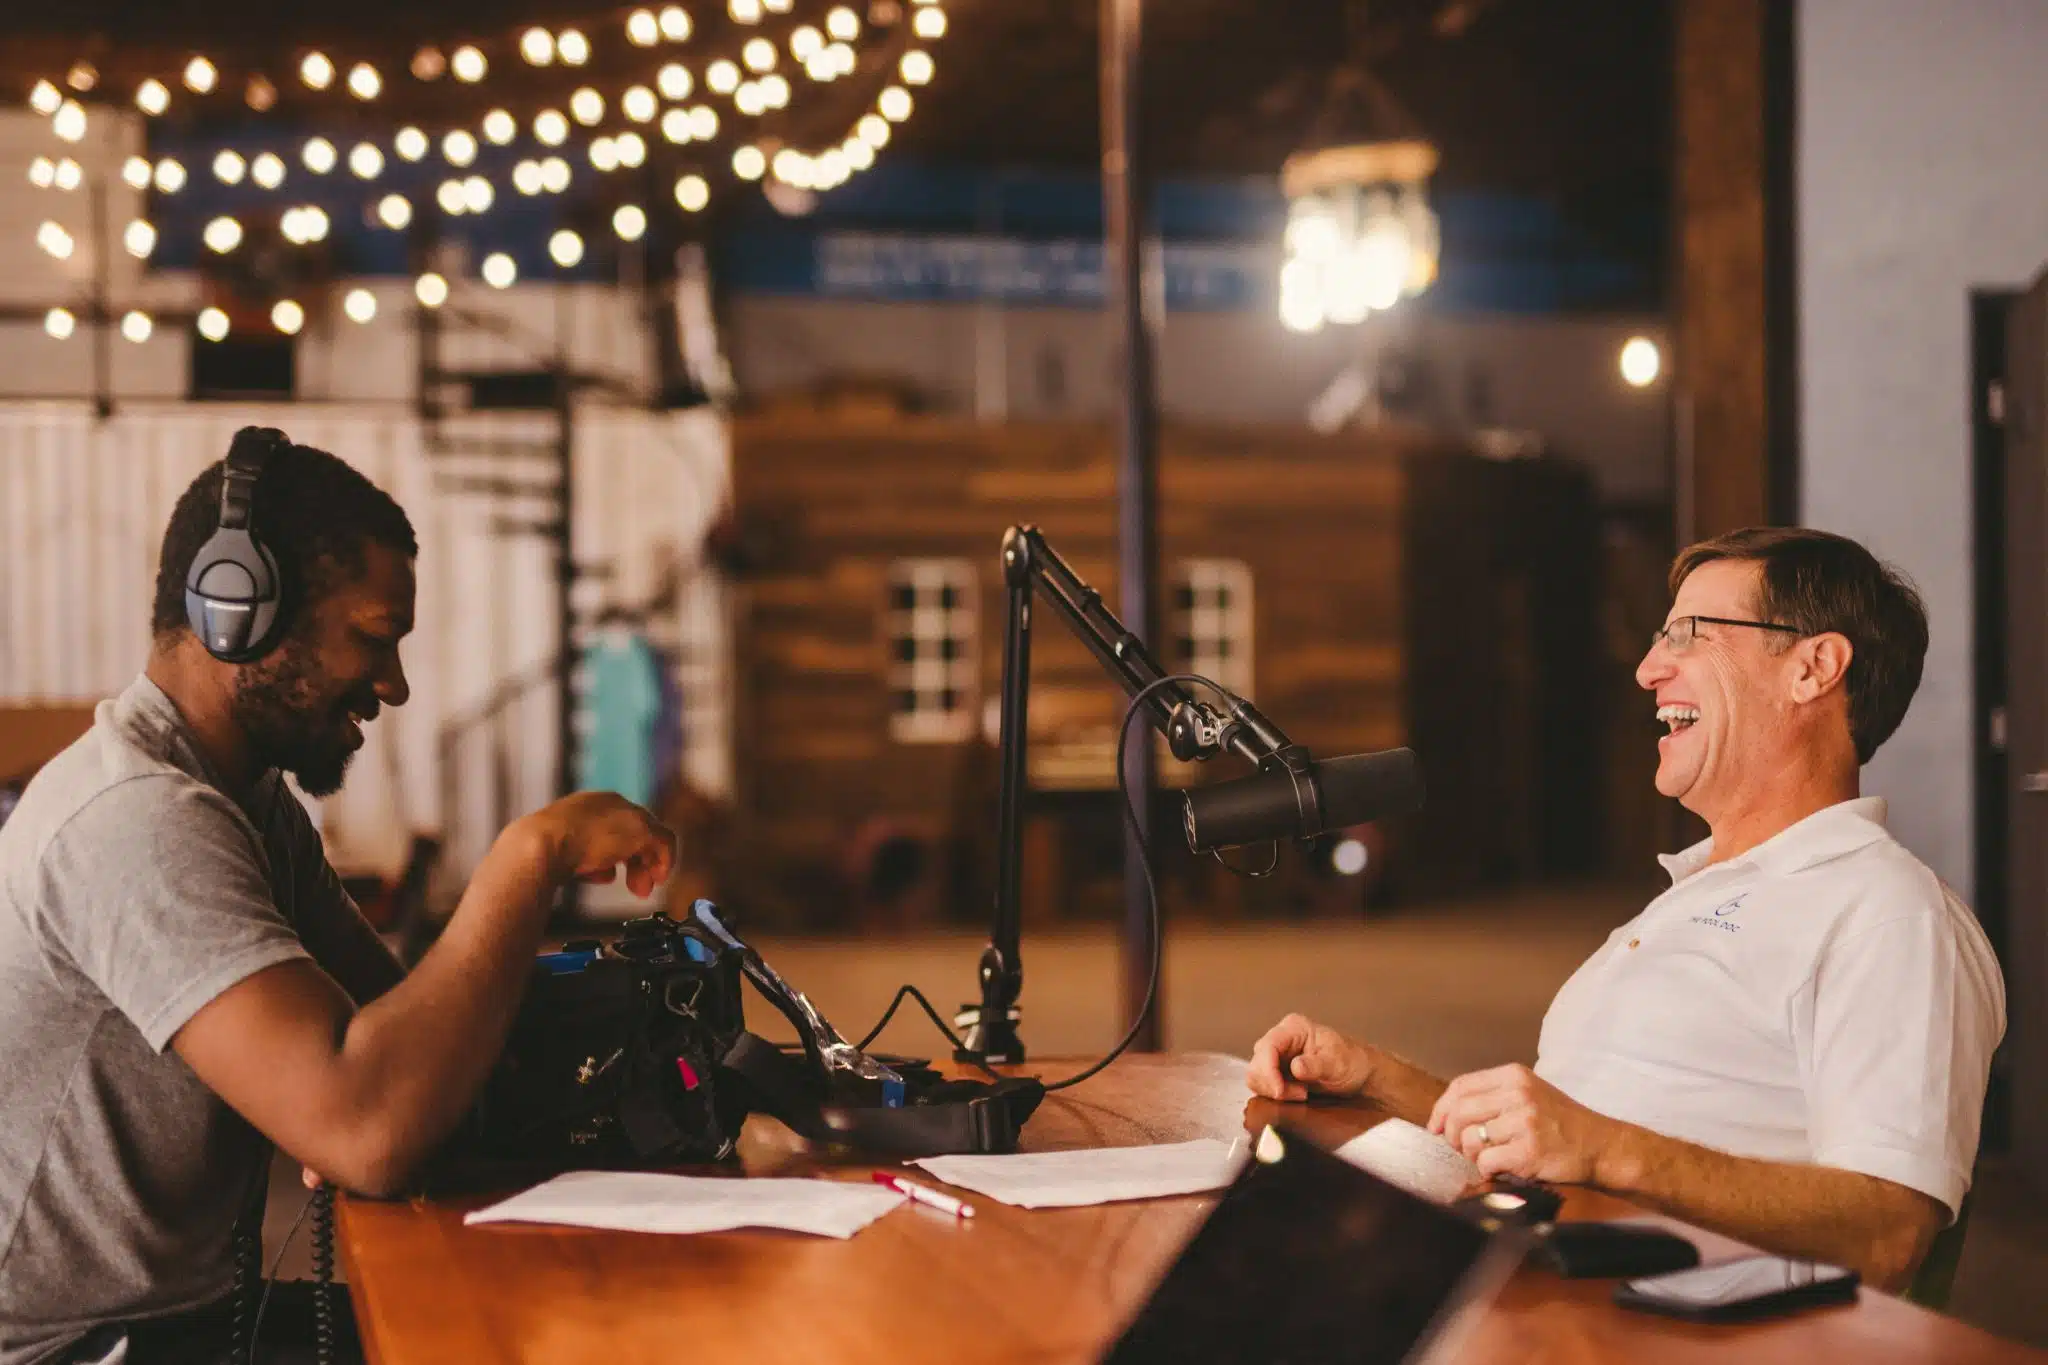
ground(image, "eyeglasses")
xmin=1650 ymin=615 xmax=1804 ymax=652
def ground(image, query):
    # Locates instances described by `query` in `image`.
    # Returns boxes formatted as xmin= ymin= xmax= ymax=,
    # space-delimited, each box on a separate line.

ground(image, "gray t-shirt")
xmin=0 ymin=675 xmax=372 ymax=1364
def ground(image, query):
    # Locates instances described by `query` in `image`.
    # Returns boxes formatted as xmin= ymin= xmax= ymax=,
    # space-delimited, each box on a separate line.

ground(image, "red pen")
xmin=873 ymin=1171 xmax=976 ymax=1219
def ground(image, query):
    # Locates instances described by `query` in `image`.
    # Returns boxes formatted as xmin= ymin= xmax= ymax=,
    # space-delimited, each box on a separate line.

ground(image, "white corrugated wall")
xmin=0 ymin=401 xmax=731 ymax=891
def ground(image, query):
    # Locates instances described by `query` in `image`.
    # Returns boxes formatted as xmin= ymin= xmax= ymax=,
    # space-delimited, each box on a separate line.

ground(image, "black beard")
xmin=229 ymin=642 xmax=363 ymax=798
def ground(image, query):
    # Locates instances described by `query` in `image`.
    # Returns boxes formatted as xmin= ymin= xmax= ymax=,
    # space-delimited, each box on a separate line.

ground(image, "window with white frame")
xmin=887 ymin=559 xmax=978 ymax=743
xmin=1171 ymin=559 xmax=1254 ymax=696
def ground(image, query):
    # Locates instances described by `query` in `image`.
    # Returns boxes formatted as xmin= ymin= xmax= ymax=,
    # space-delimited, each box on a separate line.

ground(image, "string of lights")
xmin=20 ymin=0 xmax=949 ymax=341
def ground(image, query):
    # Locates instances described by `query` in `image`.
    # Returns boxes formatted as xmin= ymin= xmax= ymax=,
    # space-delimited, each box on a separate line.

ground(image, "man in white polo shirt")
xmin=1247 ymin=527 xmax=2005 ymax=1292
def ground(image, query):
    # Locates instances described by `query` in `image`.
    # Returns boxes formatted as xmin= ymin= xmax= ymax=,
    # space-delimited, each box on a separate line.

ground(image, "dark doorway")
xmin=1973 ymin=290 xmax=2015 ymax=1154
xmin=2000 ymin=271 xmax=2048 ymax=1186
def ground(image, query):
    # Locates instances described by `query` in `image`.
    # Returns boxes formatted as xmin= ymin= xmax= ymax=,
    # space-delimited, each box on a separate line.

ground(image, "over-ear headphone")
xmin=185 ymin=425 xmax=289 ymax=662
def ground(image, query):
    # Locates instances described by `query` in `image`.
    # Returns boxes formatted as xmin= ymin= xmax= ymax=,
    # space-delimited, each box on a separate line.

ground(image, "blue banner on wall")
xmin=812 ymin=233 xmax=1269 ymax=311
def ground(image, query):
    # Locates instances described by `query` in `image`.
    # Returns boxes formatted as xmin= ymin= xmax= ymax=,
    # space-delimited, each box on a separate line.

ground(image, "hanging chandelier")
xmin=1276 ymin=28 xmax=1439 ymax=335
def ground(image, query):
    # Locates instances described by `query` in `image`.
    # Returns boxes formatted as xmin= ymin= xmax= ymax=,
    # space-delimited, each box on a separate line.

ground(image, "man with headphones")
xmin=0 ymin=428 xmax=677 ymax=1364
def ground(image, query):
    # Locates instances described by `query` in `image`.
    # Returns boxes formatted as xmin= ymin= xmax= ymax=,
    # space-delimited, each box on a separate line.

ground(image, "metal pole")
xmin=1102 ymin=0 xmax=1164 ymax=1051
xmin=89 ymin=180 xmax=111 ymax=420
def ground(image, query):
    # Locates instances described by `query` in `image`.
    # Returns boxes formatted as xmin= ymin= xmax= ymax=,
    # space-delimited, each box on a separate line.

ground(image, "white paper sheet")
xmin=462 ymin=1170 xmax=907 ymax=1240
xmin=908 ymin=1139 xmax=1244 ymax=1209
xmin=1334 ymin=1118 xmax=1483 ymax=1205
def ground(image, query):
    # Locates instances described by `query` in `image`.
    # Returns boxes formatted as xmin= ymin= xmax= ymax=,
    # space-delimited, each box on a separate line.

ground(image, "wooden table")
xmin=340 ymin=1053 xmax=2046 ymax=1364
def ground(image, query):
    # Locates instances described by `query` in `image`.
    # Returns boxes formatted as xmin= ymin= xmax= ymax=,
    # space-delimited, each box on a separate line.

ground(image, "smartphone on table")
xmin=1613 ymin=1255 xmax=1859 ymax=1323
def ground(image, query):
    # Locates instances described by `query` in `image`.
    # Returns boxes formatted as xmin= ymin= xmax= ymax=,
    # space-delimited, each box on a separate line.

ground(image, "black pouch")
xmin=1535 ymin=1221 xmax=1701 ymax=1279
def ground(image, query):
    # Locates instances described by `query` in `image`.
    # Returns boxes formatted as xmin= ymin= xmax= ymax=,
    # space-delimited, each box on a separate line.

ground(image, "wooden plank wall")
xmin=723 ymin=415 xmax=1595 ymax=928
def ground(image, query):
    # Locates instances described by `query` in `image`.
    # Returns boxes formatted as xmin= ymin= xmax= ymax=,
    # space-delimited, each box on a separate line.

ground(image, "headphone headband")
xmin=219 ymin=426 xmax=286 ymax=531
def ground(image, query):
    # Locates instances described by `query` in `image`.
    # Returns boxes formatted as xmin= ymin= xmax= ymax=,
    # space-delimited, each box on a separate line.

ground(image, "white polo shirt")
xmin=1534 ymin=797 xmax=2005 ymax=1217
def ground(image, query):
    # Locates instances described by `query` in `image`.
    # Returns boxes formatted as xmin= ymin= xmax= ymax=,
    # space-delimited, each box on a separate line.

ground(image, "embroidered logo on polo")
xmin=1688 ymin=893 xmax=1748 ymax=933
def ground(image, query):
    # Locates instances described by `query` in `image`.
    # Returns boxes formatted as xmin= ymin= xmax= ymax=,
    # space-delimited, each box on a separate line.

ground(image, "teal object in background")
xmin=578 ymin=631 xmax=662 ymax=806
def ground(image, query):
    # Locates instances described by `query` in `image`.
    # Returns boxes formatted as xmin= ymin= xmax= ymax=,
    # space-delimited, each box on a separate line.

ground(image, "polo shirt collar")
xmin=1656 ymin=796 xmax=1891 ymax=885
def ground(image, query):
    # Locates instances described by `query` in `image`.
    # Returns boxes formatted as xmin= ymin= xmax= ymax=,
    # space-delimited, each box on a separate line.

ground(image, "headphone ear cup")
xmin=185 ymin=527 xmax=284 ymax=662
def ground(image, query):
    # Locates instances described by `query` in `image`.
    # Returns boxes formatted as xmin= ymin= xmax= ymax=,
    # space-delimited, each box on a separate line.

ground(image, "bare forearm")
xmin=1598 ymin=1126 xmax=1940 ymax=1291
xmin=1366 ymin=1049 xmax=1449 ymax=1126
xmin=326 ymin=818 xmax=557 ymax=1188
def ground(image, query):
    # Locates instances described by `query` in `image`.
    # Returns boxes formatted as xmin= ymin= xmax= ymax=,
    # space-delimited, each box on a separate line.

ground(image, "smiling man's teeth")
xmin=1656 ymin=704 xmax=1700 ymax=732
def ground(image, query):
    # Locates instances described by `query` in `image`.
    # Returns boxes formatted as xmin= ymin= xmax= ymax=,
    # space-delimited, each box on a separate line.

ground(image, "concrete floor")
xmin=269 ymin=881 xmax=2048 ymax=1348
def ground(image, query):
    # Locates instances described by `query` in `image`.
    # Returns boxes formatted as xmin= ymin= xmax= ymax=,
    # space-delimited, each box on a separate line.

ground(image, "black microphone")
xmin=1181 ymin=748 xmax=1424 ymax=853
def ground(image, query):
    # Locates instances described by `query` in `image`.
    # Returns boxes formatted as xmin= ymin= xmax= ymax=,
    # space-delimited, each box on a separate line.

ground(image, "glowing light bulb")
xmin=53 ymin=100 xmax=87 ymax=142
xmin=122 ymin=156 xmax=153 ymax=189
xmin=481 ymin=252 xmax=517 ymax=288
xmin=34 ymin=225 xmax=72 ymax=262
xmin=436 ymin=180 xmax=466 ymax=214
xmin=251 ymin=152 xmax=285 ymax=188
xmin=661 ymin=109 xmax=692 ymax=143
xmin=302 ymin=137 xmax=337 ymax=174
xmin=805 ymin=51 xmax=836 ymax=81
xmin=395 ymin=127 xmax=429 ymax=162
xmin=616 ymin=132 xmax=647 ymax=167
xmin=462 ymin=176 xmax=493 ymax=212
xmin=658 ymin=64 xmax=692 ymax=100
xmin=136 ymin=79 xmax=171 ymax=116
xmin=27 ymin=157 xmax=54 ymax=189
xmin=658 ymin=5 xmax=691 ymax=40
xmin=570 ymin=88 xmax=604 ymax=125
xmin=623 ymin=86 xmax=658 ymax=122
xmin=52 ymin=158 xmax=81 ymax=191
xmin=521 ymin=27 xmax=555 ymax=65
xmin=412 ymin=46 xmax=446 ymax=80
xmin=124 ymin=220 xmax=157 ymax=258
xmin=415 ymin=273 xmax=449 ymax=308
xmin=513 ymin=160 xmax=544 ymax=194
xmin=771 ymin=148 xmax=808 ymax=185
xmin=272 ymin=300 xmax=305 ymax=335
xmin=121 ymin=311 xmax=153 ymax=344
xmin=540 ymin=157 xmax=571 ymax=193
xmin=378 ymin=193 xmax=412 ymax=228
xmin=743 ymin=38 xmax=776 ymax=71
xmin=1620 ymin=337 xmax=1662 ymax=388
xmin=534 ymin=110 xmax=569 ymax=146
xmin=246 ymin=75 xmax=277 ymax=111
xmin=792 ymin=26 xmax=824 ymax=60
xmin=760 ymin=74 xmax=790 ymax=107
xmin=628 ymin=9 xmax=660 ymax=45
xmin=345 ymin=288 xmax=377 ymax=323
xmin=613 ymin=205 xmax=647 ymax=240
xmin=689 ymin=105 xmax=719 ymax=139
xmin=443 ymin=130 xmax=478 ymax=166
xmin=214 ymin=150 xmax=246 ymax=184
xmin=154 ymin=158 xmax=187 ymax=193
xmin=901 ymin=50 xmax=934 ymax=84
xmin=735 ymin=83 xmax=766 ymax=116
xmin=66 ymin=62 xmax=98 ymax=91
xmin=826 ymin=6 xmax=859 ymax=39
xmin=730 ymin=0 xmax=763 ymax=20
xmin=30 ymin=80 xmax=62 ymax=115
xmin=732 ymin=145 xmax=766 ymax=180
xmin=203 ymin=215 xmax=243 ymax=253
xmin=913 ymin=6 xmax=947 ymax=38
xmin=483 ymin=109 xmax=516 ymax=145
xmin=44 ymin=308 xmax=76 ymax=340
xmin=300 ymin=52 xmax=334 ymax=89
xmin=350 ymin=142 xmax=384 ymax=179
xmin=879 ymin=86 xmax=912 ymax=121
xmin=674 ymin=174 xmax=709 ymax=211
xmin=707 ymin=60 xmax=740 ymax=94
xmin=558 ymin=30 xmax=590 ymax=65
xmin=451 ymin=46 xmax=486 ymax=82
xmin=550 ymin=230 xmax=584 ymax=266
xmin=184 ymin=57 xmax=217 ymax=94
xmin=590 ymin=138 xmax=620 ymax=173
xmin=301 ymin=206 xmax=329 ymax=241
xmin=348 ymin=63 xmax=381 ymax=100
xmin=198 ymin=308 xmax=230 ymax=341
xmin=844 ymin=136 xmax=875 ymax=170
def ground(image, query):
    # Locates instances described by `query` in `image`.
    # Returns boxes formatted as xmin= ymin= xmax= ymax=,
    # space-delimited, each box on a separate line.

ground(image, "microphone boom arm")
xmin=957 ymin=525 xmax=1289 ymax=1065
